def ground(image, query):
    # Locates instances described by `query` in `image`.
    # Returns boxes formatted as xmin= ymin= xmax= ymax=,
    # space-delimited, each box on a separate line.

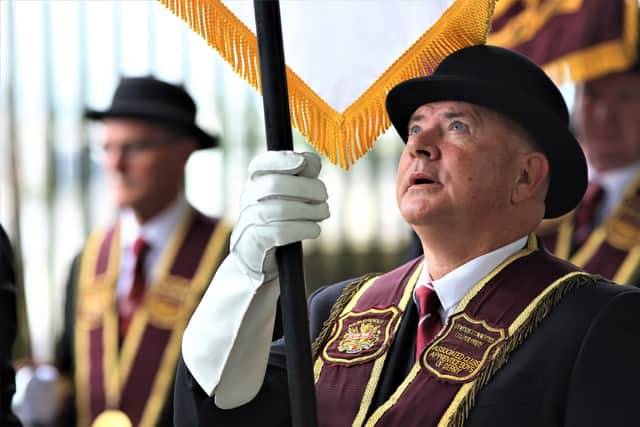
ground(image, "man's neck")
xmin=120 ymin=194 xmax=188 ymax=248
xmin=133 ymin=196 xmax=182 ymax=225
xmin=416 ymin=226 xmax=531 ymax=280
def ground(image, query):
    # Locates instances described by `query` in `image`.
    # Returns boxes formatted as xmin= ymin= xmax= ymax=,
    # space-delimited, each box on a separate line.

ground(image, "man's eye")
xmin=616 ymin=91 xmax=640 ymax=103
xmin=126 ymin=141 xmax=148 ymax=152
xmin=408 ymin=126 xmax=421 ymax=136
xmin=449 ymin=121 xmax=467 ymax=131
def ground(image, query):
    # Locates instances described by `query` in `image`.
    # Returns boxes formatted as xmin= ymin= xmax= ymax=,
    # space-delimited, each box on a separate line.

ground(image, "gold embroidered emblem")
xmin=423 ymin=313 xmax=506 ymax=382
xmin=77 ymin=281 xmax=114 ymax=329
xmin=607 ymin=202 xmax=640 ymax=250
xmin=322 ymin=306 xmax=401 ymax=365
xmin=337 ymin=319 xmax=382 ymax=354
xmin=146 ymin=277 xmax=190 ymax=328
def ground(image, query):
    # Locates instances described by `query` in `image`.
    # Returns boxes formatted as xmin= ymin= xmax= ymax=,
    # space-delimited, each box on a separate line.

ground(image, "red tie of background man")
xmin=120 ymin=237 xmax=150 ymax=338
xmin=415 ymin=282 xmax=443 ymax=360
xmin=573 ymin=181 xmax=605 ymax=249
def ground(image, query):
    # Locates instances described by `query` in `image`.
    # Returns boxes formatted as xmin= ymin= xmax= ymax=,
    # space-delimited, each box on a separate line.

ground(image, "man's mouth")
xmin=414 ymin=177 xmax=435 ymax=185
xmin=409 ymin=173 xmax=438 ymax=187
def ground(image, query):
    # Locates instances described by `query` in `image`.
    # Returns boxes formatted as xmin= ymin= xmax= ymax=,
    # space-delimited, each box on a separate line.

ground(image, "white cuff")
xmin=181 ymin=254 xmax=280 ymax=408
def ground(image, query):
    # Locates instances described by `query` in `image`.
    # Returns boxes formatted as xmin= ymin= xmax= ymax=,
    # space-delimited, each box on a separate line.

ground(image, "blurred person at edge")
xmin=539 ymin=53 xmax=640 ymax=286
xmin=1 ymin=224 xmax=23 ymax=427
xmin=13 ymin=76 xmax=241 ymax=427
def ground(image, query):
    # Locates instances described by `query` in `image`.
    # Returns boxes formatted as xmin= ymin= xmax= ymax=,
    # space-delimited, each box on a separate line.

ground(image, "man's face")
xmin=396 ymin=101 xmax=528 ymax=229
xmin=573 ymin=71 xmax=640 ymax=172
xmin=101 ymin=119 xmax=196 ymax=220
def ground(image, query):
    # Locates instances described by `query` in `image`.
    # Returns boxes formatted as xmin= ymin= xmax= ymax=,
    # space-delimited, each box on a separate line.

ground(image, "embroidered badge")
xmin=77 ymin=281 xmax=114 ymax=329
xmin=337 ymin=319 xmax=382 ymax=354
xmin=146 ymin=278 xmax=190 ymax=328
xmin=422 ymin=313 xmax=506 ymax=382
xmin=322 ymin=307 xmax=401 ymax=365
xmin=607 ymin=204 xmax=640 ymax=250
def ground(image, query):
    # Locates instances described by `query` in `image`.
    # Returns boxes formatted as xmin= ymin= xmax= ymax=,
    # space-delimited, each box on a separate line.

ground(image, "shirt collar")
xmin=119 ymin=194 xmax=189 ymax=252
xmin=416 ymin=235 xmax=529 ymax=319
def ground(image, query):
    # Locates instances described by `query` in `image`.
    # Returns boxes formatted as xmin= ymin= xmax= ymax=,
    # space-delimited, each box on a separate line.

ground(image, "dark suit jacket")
xmin=174 ymin=267 xmax=640 ymax=426
xmin=0 ymin=225 xmax=23 ymax=427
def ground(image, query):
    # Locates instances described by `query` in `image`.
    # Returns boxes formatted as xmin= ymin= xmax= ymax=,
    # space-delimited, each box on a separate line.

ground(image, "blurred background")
xmin=0 ymin=0 xmax=415 ymax=364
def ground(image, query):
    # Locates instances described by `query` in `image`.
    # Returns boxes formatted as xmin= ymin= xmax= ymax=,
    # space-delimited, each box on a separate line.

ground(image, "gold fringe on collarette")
xmin=311 ymin=272 xmax=381 ymax=361
xmin=489 ymin=0 xmax=638 ymax=86
xmin=157 ymin=0 xmax=497 ymax=169
xmin=442 ymin=273 xmax=597 ymax=427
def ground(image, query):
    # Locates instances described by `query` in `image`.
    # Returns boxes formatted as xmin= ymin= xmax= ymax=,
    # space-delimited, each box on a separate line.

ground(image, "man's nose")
xmin=104 ymin=148 xmax=127 ymax=172
xmin=591 ymin=98 xmax=613 ymax=121
xmin=408 ymin=129 xmax=441 ymax=160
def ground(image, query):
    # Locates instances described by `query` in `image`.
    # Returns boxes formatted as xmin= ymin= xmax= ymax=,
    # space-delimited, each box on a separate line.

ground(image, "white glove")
xmin=182 ymin=151 xmax=329 ymax=409
xmin=231 ymin=150 xmax=330 ymax=286
xmin=12 ymin=364 xmax=70 ymax=425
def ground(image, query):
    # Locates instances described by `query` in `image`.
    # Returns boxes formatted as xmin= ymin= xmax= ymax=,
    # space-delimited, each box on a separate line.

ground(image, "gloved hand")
xmin=12 ymin=364 xmax=71 ymax=425
xmin=230 ymin=150 xmax=330 ymax=286
xmin=182 ymin=150 xmax=330 ymax=406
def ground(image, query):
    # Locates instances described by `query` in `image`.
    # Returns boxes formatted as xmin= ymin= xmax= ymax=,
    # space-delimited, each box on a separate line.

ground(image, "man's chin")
xmin=401 ymin=210 xmax=436 ymax=227
xmin=113 ymin=195 xmax=136 ymax=210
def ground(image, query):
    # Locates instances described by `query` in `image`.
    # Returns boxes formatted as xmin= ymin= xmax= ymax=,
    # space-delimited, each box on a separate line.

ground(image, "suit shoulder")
xmin=309 ymin=280 xmax=352 ymax=310
xmin=308 ymin=277 xmax=370 ymax=341
xmin=557 ymin=278 xmax=640 ymax=322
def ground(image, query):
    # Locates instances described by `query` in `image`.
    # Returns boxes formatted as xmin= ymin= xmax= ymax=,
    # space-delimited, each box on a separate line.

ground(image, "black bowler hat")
xmin=386 ymin=45 xmax=587 ymax=219
xmin=85 ymin=76 xmax=218 ymax=149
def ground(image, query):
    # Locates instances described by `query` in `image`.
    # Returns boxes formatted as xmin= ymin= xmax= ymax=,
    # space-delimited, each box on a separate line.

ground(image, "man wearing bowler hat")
xmin=172 ymin=45 xmax=640 ymax=426
xmin=18 ymin=76 xmax=232 ymax=427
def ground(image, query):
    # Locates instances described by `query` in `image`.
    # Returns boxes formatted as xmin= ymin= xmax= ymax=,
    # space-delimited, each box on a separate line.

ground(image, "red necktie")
xmin=415 ymin=282 xmax=442 ymax=360
xmin=573 ymin=181 xmax=605 ymax=248
xmin=120 ymin=237 xmax=150 ymax=338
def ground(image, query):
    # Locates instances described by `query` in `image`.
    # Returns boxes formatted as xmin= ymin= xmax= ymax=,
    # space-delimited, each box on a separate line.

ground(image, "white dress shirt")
xmin=117 ymin=195 xmax=189 ymax=299
xmin=414 ymin=235 xmax=529 ymax=323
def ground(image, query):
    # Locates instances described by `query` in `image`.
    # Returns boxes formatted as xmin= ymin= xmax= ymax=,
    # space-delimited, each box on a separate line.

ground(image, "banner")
xmin=159 ymin=0 xmax=497 ymax=168
xmin=489 ymin=0 xmax=638 ymax=85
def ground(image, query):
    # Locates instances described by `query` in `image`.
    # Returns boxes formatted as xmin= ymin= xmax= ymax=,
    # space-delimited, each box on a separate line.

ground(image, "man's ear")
xmin=176 ymin=137 xmax=199 ymax=159
xmin=511 ymin=152 xmax=549 ymax=204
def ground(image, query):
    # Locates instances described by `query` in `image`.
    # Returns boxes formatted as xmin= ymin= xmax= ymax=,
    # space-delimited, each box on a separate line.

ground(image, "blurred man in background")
xmin=540 ymin=47 xmax=640 ymax=285
xmin=485 ymin=0 xmax=640 ymax=286
xmin=15 ymin=76 xmax=232 ymax=427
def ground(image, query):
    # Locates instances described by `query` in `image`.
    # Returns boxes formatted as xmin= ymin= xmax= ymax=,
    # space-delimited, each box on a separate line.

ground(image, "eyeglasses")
xmin=93 ymin=138 xmax=174 ymax=161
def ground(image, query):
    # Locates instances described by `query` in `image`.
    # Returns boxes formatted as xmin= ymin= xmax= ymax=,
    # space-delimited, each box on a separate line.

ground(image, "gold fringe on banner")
xmin=158 ymin=0 xmax=496 ymax=169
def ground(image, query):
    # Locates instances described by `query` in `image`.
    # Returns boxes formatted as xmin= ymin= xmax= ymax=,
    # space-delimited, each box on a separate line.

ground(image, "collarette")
xmin=415 ymin=235 xmax=528 ymax=321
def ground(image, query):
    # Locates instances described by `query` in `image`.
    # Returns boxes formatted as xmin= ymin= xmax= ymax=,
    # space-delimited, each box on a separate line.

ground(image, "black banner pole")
xmin=253 ymin=2 xmax=319 ymax=427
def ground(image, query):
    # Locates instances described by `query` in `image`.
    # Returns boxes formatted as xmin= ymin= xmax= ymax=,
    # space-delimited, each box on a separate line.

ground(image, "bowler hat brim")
xmin=85 ymin=101 xmax=218 ymax=150
xmin=386 ymin=75 xmax=587 ymax=219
